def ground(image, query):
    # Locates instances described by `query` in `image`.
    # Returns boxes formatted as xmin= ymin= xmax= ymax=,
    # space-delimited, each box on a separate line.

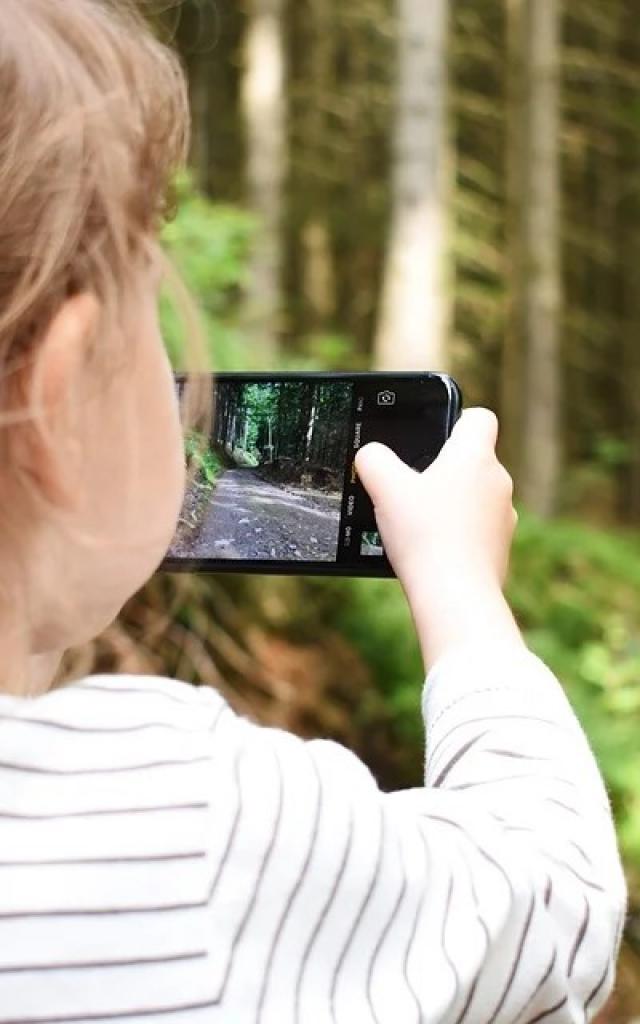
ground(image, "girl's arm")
xmin=197 ymin=647 xmax=625 ymax=1023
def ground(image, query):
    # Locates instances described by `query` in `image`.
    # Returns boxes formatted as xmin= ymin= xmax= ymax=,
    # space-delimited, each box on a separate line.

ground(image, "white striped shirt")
xmin=0 ymin=645 xmax=626 ymax=1024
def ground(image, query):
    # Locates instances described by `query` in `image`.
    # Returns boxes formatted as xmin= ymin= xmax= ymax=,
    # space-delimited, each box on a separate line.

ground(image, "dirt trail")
xmin=177 ymin=468 xmax=342 ymax=562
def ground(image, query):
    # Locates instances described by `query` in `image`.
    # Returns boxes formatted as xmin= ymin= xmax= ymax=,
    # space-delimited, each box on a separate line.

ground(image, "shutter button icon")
xmin=377 ymin=390 xmax=396 ymax=407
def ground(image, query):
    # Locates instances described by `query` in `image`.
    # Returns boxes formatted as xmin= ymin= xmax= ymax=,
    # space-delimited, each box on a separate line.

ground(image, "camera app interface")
xmin=170 ymin=378 xmax=353 ymax=563
xmin=168 ymin=374 xmax=451 ymax=569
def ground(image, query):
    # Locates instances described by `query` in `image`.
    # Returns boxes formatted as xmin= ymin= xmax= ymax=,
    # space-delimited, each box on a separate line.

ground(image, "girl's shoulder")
xmin=0 ymin=676 xmax=236 ymax=782
xmin=75 ymin=674 xmax=225 ymax=707
xmin=0 ymin=675 xmax=230 ymax=735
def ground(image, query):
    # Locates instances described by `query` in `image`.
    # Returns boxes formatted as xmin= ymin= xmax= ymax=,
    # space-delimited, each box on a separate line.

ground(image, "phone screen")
xmin=164 ymin=372 xmax=460 ymax=577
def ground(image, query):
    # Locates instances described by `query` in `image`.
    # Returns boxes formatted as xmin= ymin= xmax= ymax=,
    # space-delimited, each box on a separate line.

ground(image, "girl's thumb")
xmin=355 ymin=442 xmax=412 ymax=506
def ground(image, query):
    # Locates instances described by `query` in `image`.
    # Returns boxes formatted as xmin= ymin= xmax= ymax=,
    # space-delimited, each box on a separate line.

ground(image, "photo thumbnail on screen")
xmin=360 ymin=531 xmax=384 ymax=557
xmin=169 ymin=379 xmax=354 ymax=563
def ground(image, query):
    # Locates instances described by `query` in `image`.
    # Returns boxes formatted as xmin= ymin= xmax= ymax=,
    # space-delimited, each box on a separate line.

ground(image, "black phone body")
xmin=163 ymin=371 xmax=462 ymax=578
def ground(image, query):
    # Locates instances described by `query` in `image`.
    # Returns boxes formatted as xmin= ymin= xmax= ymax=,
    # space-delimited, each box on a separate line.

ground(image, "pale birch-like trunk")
xmin=305 ymin=397 xmax=318 ymax=462
xmin=241 ymin=0 xmax=287 ymax=365
xmin=518 ymin=0 xmax=562 ymax=517
xmin=374 ymin=0 xmax=450 ymax=371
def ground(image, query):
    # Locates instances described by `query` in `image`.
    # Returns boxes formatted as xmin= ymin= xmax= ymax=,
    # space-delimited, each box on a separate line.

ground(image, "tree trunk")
xmin=306 ymin=388 xmax=319 ymax=462
xmin=621 ymin=208 xmax=640 ymax=524
xmin=518 ymin=0 xmax=563 ymax=518
xmin=188 ymin=35 xmax=211 ymax=192
xmin=301 ymin=0 xmax=336 ymax=331
xmin=302 ymin=219 xmax=336 ymax=328
xmin=501 ymin=0 xmax=526 ymax=479
xmin=241 ymin=0 xmax=287 ymax=365
xmin=374 ymin=0 xmax=450 ymax=371
xmin=617 ymin=4 xmax=640 ymax=522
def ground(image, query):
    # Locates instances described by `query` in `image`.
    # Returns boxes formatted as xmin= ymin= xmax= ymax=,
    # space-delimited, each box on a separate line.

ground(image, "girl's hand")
xmin=355 ymin=408 xmax=516 ymax=590
xmin=355 ymin=408 xmax=524 ymax=668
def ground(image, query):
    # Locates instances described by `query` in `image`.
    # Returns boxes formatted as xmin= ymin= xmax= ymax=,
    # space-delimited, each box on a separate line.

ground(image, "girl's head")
xmin=0 ymin=0 xmax=193 ymax=692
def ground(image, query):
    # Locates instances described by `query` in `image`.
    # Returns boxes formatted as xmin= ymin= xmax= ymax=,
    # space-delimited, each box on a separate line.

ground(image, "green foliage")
xmin=593 ymin=435 xmax=632 ymax=471
xmin=508 ymin=513 xmax=640 ymax=874
xmin=304 ymin=575 xmax=422 ymax=729
xmin=185 ymin=432 xmax=223 ymax=487
xmin=160 ymin=176 xmax=256 ymax=370
xmin=292 ymin=333 xmax=367 ymax=371
xmin=231 ymin=384 xmax=279 ymax=462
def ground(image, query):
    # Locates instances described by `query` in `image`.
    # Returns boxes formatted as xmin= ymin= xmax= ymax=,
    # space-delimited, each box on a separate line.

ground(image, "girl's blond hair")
xmin=0 ymin=0 xmax=192 ymax=364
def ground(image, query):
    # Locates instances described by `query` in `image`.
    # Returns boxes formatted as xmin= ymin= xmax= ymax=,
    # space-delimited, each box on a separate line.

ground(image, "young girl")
xmin=0 ymin=2 xmax=626 ymax=1022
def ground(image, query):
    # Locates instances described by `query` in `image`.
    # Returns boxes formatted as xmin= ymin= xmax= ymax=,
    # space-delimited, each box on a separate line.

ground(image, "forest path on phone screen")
xmin=171 ymin=468 xmax=343 ymax=562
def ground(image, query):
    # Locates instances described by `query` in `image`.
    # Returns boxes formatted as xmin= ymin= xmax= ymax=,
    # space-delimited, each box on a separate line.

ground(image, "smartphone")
xmin=163 ymin=372 xmax=462 ymax=578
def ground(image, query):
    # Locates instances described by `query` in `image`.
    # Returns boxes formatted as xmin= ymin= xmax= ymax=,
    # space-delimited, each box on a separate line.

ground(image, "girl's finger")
xmin=355 ymin=442 xmax=413 ymax=505
xmin=446 ymin=407 xmax=499 ymax=455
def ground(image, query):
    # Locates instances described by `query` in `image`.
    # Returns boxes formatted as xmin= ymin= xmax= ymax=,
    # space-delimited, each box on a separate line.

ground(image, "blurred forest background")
xmin=65 ymin=0 xmax=640 ymax=1016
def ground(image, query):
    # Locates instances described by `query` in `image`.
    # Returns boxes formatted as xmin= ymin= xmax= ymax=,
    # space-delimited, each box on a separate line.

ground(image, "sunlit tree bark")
xmin=374 ymin=0 xmax=450 ymax=371
xmin=516 ymin=0 xmax=562 ymax=517
xmin=241 ymin=0 xmax=287 ymax=364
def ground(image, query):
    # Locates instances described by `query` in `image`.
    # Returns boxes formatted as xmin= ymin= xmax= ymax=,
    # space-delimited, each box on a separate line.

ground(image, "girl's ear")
xmin=10 ymin=293 xmax=101 ymax=510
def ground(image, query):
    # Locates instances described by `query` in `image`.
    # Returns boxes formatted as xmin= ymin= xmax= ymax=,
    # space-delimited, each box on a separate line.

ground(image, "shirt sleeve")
xmin=203 ymin=646 xmax=627 ymax=1024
